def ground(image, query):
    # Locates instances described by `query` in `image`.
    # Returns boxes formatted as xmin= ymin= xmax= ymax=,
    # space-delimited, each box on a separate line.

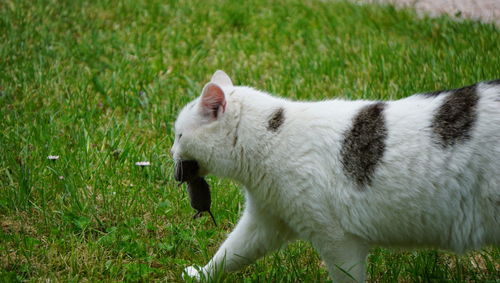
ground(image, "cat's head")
xmin=172 ymin=70 xmax=236 ymax=180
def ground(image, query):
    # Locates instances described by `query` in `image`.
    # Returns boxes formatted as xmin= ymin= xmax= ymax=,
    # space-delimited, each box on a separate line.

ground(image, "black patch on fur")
xmin=432 ymin=84 xmax=478 ymax=148
xmin=267 ymin=108 xmax=285 ymax=132
xmin=341 ymin=102 xmax=387 ymax=188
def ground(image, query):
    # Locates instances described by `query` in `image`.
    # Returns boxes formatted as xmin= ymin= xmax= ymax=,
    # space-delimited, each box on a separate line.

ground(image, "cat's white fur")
xmin=172 ymin=71 xmax=500 ymax=282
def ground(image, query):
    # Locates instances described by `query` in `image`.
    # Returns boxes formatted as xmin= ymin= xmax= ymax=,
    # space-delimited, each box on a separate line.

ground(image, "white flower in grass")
xmin=135 ymin=161 xmax=150 ymax=167
xmin=59 ymin=176 xmax=64 ymax=180
xmin=47 ymin=155 xmax=59 ymax=160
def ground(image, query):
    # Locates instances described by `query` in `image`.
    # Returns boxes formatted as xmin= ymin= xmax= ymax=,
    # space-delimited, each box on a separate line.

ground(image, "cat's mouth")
xmin=174 ymin=159 xmax=201 ymax=183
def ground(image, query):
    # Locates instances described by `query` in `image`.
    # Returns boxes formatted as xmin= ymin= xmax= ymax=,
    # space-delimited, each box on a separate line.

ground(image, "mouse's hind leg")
xmin=192 ymin=211 xmax=203 ymax=219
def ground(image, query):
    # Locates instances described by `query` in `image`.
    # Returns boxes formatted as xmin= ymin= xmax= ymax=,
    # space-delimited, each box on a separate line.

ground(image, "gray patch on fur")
xmin=341 ymin=102 xmax=387 ymax=188
xmin=267 ymin=108 xmax=285 ymax=132
xmin=232 ymin=134 xmax=238 ymax=147
xmin=232 ymin=103 xmax=243 ymax=147
xmin=432 ymin=84 xmax=478 ymax=148
xmin=485 ymin=79 xmax=500 ymax=85
xmin=419 ymin=81 xmax=497 ymax=97
xmin=421 ymin=90 xmax=448 ymax=97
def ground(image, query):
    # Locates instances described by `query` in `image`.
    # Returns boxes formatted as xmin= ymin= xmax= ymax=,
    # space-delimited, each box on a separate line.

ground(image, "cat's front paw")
xmin=182 ymin=265 xmax=203 ymax=281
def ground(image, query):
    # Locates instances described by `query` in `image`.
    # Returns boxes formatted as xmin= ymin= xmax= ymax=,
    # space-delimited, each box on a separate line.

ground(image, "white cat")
xmin=171 ymin=70 xmax=500 ymax=282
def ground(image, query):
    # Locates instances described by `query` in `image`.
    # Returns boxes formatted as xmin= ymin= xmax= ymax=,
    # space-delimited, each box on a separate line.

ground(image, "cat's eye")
xmin=178 ymin=133 xmax=183 ymax=140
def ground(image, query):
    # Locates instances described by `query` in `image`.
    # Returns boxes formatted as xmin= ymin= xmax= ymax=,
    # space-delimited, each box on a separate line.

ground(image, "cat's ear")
xmin=199 ymin=82 xmax=226 ymax=120
xmin=210 ymin=70 xmax=233 ymax=87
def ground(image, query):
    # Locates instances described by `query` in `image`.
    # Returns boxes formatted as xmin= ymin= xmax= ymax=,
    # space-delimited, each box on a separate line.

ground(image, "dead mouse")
xmin=174 ymin=160 xmax=216 ymax=226
xmin=186 ymin=177 xmax=216 ymax=226
xmin=174 ymin=160 xmax=199 ymax=182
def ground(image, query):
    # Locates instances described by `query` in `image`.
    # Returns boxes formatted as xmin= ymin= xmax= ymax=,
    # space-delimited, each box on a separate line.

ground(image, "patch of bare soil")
xmin=353 ymin=0 xmax=500 ymax=26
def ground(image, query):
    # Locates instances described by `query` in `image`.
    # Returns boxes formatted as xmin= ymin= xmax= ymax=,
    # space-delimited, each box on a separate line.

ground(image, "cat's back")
xmin=382 ymin=80 xmax=500 ymax=183
xmin=270 ymin=80 xmax=500 ymax=183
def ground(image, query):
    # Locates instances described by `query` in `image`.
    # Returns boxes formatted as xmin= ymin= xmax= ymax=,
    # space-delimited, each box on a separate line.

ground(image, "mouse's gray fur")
xmin=174 ymin=159 xmax=217 ymax=225
xmin=187 ymin=177 xmax=217 ymax=226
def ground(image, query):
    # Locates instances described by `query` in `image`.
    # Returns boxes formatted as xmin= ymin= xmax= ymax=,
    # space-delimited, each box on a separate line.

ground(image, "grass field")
xmin=1 ymin=0 xmax=499 ymax=281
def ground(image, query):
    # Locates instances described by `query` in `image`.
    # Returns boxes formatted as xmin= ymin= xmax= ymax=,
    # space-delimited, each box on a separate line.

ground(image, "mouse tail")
xmin=207 ymin=210 xmax=217 ymax=226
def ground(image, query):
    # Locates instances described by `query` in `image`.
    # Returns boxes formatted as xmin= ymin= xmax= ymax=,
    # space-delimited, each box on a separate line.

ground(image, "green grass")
xmin=1 ymin=0 xmax=499 ymax=281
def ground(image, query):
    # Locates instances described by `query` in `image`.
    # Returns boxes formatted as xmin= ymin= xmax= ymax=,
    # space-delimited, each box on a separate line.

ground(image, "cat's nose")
xmin=170 ymin=148 xmax=174 ymax=157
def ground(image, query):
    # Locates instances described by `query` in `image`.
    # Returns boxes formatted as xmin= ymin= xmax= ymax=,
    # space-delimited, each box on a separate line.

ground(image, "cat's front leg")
xmin=183 ymin=196 xmax=296 ymax=280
